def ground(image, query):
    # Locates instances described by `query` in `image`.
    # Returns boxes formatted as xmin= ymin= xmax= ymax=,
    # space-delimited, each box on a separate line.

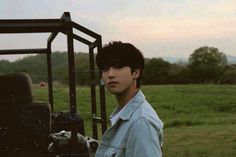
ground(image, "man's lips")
xmin=108 ymin=81 xmax=118 ymax=86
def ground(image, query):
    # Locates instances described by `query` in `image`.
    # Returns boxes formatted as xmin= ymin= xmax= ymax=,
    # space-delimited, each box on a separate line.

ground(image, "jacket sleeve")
xmin=125 ymin=117 xmax=163 ymax=157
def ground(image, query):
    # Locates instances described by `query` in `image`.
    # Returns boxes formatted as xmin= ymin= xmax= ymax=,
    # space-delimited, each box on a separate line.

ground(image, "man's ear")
xmin=132 ymin=69 xmax=140 ymax=79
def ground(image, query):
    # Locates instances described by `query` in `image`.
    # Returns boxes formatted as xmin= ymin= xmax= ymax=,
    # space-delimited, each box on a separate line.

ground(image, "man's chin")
xmin=108 ymin=89 xmax=122 ymax=95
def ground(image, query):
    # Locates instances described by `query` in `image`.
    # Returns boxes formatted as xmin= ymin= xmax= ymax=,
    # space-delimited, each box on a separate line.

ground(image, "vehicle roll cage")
xmin=0 ymin=12 xmax=107 ymax=139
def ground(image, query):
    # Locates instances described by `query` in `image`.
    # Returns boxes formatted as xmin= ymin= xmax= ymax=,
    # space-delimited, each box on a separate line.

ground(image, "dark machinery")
xmin=0 ymin=12 xmax=107 ymax=157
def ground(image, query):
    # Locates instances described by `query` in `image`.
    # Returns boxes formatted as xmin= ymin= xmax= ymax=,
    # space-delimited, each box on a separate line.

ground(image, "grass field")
xmin=33 ymin=84 xmax=236 ymax=157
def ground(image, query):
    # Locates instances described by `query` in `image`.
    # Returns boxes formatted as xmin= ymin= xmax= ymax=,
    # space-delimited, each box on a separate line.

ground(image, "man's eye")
xmin=102 ymin=66 xmax=109 ymax=72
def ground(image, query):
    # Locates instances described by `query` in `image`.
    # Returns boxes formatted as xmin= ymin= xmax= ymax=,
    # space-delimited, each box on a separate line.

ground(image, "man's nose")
xmin=108 ymin=67 xmax=115 ymax=78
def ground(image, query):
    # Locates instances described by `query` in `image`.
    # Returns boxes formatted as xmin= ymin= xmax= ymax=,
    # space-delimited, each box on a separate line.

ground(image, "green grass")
xmin=33 ymin=84 xmax=236 ymax=157
xmin=142 ymin=85 xmax=236 ymax=127
xmin=164 ymin=124 xmax=236 ymax=157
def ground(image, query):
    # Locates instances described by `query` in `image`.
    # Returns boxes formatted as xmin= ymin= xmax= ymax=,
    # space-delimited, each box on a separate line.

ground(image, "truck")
xmin=0 ymin=12 xmax=107 ymax=157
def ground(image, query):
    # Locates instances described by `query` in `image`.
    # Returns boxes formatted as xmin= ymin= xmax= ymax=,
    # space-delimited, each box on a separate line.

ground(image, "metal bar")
xmin=59 ymin=27 xmax=92 ymax=45
xmin=0 ymin=19 xmax=64 ymax=33
xmin=72 ymin=21 xmax=100 ymax=39
xmin=47 ymin=32 xmax=58 ymax=45
xmin=65 ymin=14 xmax=77 ymax=115
xmin=46 ymin=43 xmax=54 ymax=113
xmin=97 ymin=37 xmax=107 ymax=134
xmin=89 ymin=47 xmax=98 ymax=139
xmin=46 ymin=12 xmax=68 ymax=44
xmin=0 ymin=19 xmax=60 ymax=23
xmin=60 ymin=12 xmax=70 ymax=21
xmin=89 ymin=40 xmax=99 ymax=50
xmin=73 ymin=33 xmax=92 ymax=45
xmin=0 ymin=27 xmax=64 ymax=34
xmin=0 ymin=48 xmax=47 ymax=54
xmin=64 ymin=13 xmax=80 ymax=149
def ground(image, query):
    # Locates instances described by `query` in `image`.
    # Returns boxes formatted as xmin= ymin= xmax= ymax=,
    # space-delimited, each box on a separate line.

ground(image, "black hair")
xmin=96 ymin=41 xmax=144 ymax=88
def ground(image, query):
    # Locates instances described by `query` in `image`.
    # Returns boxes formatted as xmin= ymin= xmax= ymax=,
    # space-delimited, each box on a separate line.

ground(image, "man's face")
xmin=102 ymin=66 xmax=138 ymax=95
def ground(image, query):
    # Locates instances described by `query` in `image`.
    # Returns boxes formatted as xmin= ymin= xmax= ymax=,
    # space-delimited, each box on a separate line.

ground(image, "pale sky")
xmin=0 ymin=0 xmax=236 ymax=61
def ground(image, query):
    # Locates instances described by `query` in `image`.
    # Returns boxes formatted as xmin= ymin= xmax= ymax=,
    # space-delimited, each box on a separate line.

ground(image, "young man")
xmin=95 ymin=41 xmax=163 ymax=157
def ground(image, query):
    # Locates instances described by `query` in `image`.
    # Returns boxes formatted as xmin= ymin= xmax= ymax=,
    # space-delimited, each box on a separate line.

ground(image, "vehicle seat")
xmin=0 ymin=73 xmax=51 ymax=155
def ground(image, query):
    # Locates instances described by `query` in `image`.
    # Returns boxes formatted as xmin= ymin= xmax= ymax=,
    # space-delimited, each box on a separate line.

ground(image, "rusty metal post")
xmin=97 ymin=37 xmax=107 ymax=134
xmin=64 ymin=14 xmax=79 ymax=147
xmin=65 ymin=18 xmax=77 ymax=115
xmin=46 ymin=43 xmax=54 ymax=112
xmin=89 ymin=46 xmax=98 ymax=139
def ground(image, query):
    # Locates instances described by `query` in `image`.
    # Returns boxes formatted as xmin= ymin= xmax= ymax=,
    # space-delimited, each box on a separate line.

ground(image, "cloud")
xmin=101 ymin=12 xmax=236 ymax=58
xmin=106 ymin=15 xmax=236 ymax=42
xmin=1 ymin=0 xmax=236 ymax=60
xmin=207 ymin=0 xmax=236 ymax=15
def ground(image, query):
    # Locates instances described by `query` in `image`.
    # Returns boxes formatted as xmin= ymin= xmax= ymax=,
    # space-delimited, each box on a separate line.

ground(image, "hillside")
xmin=0 ymin=52 xmax=90 ymax=83
xmin=1 ymin=52 xmax=235 ymax=85
xmin=0 ymin=52 xmax=150 ymax=84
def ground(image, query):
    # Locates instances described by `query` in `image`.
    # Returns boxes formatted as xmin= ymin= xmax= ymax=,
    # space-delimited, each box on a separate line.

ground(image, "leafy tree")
xmin=52 ymin=52 xmax=68 ymax=81
xmin=168 ymin=63 xmax=190 ymax=84
xmin=221 ymin=64 xmax=236 ymax=84
xmin=142 ymin=58 xmax=171 ymax=84
xmin=75 ymin=53 xmax=90 ymax=85
xmin=12 ymin=55 xmax=47 ymax=82
xmin=188 ymin=46 xmax=227 ymax=83
xmin=0 ymin=60 xmax=13 ymax=75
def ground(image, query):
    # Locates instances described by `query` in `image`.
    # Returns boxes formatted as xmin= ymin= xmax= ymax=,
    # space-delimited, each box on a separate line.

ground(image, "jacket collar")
xmin=110 ymin=90 xmax=146 ymax=121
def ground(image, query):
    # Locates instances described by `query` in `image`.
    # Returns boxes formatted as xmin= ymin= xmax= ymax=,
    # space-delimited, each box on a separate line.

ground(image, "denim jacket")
xmin=95 ymin=91 xmax=164 ymax=157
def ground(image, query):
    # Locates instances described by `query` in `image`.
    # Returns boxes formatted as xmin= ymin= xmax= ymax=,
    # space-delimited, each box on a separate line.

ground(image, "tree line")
xmin=143 ymin=46 xmax=236 ymax=84
xmin=0 ymin=46 xmax=236 ymax=85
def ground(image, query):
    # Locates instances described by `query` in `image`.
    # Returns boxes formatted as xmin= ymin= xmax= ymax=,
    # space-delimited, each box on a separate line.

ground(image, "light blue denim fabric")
xmin=95 ymin=91 xmax=164 ymax=157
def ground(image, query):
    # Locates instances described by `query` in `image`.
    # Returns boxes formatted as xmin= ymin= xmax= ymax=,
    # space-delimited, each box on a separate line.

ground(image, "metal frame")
xmin=0 ymin=12 xmax=107 ymax=139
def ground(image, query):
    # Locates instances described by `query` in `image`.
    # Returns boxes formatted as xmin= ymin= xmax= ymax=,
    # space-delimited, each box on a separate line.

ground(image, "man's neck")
xmin=115 ymin=87 xmax=139 ymax=109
